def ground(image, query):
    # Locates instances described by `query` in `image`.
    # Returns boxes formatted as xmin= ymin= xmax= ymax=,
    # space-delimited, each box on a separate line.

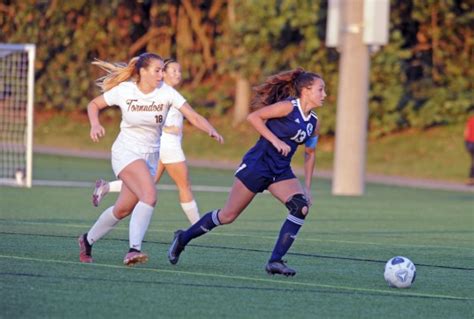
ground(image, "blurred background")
xmin=0 ymin=0 xmax=472 ymax=183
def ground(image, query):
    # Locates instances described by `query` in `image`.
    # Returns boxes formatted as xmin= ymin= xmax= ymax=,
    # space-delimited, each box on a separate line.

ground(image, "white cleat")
xmin=123 ymin=251 xmax=148 ymax=266
xmin=92 ymin=179 xmax=109 ymax=207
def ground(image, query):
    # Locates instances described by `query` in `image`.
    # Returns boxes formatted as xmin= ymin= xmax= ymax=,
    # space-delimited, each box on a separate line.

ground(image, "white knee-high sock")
xmin=129 ymin=201 xmax=154 ymax=251
xmin=108 ymin=180 xmax=123 ymax=193
xmin=87 ymin=206 xmax=120 ymax=244
xmin=180 ymin=200 xmax=200 ymax=224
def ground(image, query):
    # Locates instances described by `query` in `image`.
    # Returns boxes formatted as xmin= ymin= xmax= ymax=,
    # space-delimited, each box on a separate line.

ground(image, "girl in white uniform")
xmin=78 ymin=53 xmax=223 ymax=266
xmin=92 ymin=59 xmax=201 ymax=224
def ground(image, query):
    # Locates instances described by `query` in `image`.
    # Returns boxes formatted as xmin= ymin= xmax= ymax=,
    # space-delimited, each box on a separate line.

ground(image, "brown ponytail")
xmin=250 ymin=68 xmax=322 ymax=110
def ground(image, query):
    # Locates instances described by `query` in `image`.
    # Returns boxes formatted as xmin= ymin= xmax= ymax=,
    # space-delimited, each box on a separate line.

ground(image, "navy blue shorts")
xmin=234 ymin=161 xmax=296 ymax=193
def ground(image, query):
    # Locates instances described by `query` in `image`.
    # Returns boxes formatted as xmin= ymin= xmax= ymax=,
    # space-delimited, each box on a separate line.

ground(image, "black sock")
xmin=83 ymin=233 xmax=92 ymax=254
xmin=181 ymin=209 xmax=221 ymax=245
xmin=269 ymin=215 xmax=304 ymax=262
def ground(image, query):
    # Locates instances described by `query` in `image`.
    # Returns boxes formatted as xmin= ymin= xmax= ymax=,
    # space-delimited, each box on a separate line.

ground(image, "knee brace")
xmin=285 ymin=194 xmax=309 ymax=219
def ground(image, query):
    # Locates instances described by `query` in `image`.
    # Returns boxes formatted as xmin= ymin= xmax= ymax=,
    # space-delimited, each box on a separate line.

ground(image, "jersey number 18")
xmin=155 ymin=115 xmax=163 ymax=123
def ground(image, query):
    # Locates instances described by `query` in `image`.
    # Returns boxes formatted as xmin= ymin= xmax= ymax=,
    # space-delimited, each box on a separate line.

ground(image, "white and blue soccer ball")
xmin=384 ymin=256 xmax=416 ymax=288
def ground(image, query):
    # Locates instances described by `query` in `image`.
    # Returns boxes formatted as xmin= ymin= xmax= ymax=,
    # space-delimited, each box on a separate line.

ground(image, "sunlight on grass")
xmin=34 ymin=113 xmax=469 ymax=182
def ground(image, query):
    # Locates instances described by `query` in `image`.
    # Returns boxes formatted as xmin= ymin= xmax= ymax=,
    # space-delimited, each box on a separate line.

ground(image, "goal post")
xmin=0 ymin=43 xmax=36 ymax=188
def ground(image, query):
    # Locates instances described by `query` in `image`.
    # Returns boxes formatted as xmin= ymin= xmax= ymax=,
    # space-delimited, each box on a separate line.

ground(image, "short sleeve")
xmin=103 ymin=85 xmax=122 ymax=106
xmin=169 ymin=87 xmax=186 ymax=109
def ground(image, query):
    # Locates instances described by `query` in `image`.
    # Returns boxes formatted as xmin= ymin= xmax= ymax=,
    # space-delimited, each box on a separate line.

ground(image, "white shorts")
xmin=159 ymin=132 xmax=185 ymax=164
xmin=111 ymin=139 xmax=159 ymax=177
xmin=159 ymin=143 xmax=186 ymax=164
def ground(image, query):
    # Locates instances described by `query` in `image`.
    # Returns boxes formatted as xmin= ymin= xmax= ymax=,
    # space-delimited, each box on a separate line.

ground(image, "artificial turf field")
xmin=0 ymin=154 xmax=473 ymax=318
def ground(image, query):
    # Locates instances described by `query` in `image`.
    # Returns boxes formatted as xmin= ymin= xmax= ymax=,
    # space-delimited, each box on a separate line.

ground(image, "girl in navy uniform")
xmin=168 ymin=68 xmax=326 ymax=276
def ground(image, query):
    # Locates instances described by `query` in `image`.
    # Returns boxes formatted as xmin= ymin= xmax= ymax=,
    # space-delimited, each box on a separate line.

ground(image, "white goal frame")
xmin=0 ymin=43 xmax=35 ymax=188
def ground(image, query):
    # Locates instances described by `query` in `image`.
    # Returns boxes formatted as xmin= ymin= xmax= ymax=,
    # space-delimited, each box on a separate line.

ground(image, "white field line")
xmin=0 ymin=254 xmax=472 ymax=301
xmin=33 ymin=145 xmax=474 ymax=192
xmin=18 ymin=177 xmax=474 ymax=193
xmin=31 ymin=179 xmax=234 ymax=193
xmin=2 ymin=220 xmax=473 ymax=251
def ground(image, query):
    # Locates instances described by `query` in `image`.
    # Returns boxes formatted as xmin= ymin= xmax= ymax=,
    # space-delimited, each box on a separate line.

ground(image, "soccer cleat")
xmin=265 ymin=260 xmax=296 ymax=277
xmin=123 ymin=251 xmax=149 ymax=266
xmin=92 ymin=179 xmax=110 ymax=207
xmin=168 ymin=230 xmax=185 ymax=265
xmin=78 ymin=233 xmax=93 ymax=263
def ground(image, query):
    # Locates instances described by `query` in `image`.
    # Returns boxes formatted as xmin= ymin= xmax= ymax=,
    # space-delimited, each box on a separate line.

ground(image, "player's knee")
xmin=113 ymin=208 xmax=131 ymax=219
xmin=142 ymin=198 xmax=156 ymax=207
xmin=141 ymin=189 xmax=157 ymax=206
xmin=285 ymin=194 xmax=309 ymax=218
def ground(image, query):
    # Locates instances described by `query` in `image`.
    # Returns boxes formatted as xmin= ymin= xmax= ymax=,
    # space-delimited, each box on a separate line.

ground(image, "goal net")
xmin=0 ymin=44 xmax=35 ymax=187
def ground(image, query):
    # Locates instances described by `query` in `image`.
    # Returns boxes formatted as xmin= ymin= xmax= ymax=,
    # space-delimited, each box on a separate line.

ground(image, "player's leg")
xmin=164 ymin=161 xmax=200 ymax=224
xmin=159 ymin=143 xmax=200 ymax=223
xmin=79 ymin=182 xmax=138 ymax=263
xmin=218 ymin=178 xmax=256 ymax=224
xmin=266 ymin=177 xmax=308 ymax=276
xmin=168 ymin=178 xmax=256 ymax=264
xmin=118 ymin=159 xmax=157 ymax=266
xmin=154 ymin=159 xmax=166 ymax=184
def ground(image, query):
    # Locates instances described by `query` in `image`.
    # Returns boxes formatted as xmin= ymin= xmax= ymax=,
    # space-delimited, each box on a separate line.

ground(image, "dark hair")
xmin=163 ymin=58 xmax=177 ymax=71
xmin=250 ymin=68 xmax=322 ymax=110
xmin=135 ymin=53 xmax=163 ymax=74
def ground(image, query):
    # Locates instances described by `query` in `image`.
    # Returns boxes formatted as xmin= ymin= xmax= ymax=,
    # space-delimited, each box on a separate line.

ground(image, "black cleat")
xmin=168 ymin=230 xmax=185 ymax=265
xmin=265 ymin=260 xmax=296 ymax=277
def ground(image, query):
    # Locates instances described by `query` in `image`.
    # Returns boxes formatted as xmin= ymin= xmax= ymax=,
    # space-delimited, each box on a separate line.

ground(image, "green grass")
xmin=1 ymin=155 xmax=473 ymax=318
xmin=34 ymin=112 xmax=471 ymax=182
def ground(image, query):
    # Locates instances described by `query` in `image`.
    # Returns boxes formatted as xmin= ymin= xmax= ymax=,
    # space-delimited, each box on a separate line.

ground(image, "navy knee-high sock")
xmin=269 ymin=213 xmax=305 ymax=262
xmin=181 ymin=209 xmax=221 ymax=245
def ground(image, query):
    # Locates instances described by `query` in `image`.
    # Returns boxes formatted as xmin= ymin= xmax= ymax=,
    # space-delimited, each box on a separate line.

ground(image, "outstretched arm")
xmin=178 ymin=103 xmax=224 ymax=143
xmin=87 ymin=95 xmax=109 ymax=142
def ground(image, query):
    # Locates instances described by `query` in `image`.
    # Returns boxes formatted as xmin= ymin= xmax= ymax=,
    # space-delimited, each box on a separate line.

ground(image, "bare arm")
xmin=304 ymin=147 xmax=315 ymax=189
xmin=87 ymin=95 xmax=109 ymax=142
xmin=178 ymin=103 xmax=224 ymax=143
xmin=246 ymin=101 xmax=293 ymax=156
xmin=303 ymin=120 xmax=320 ymax=206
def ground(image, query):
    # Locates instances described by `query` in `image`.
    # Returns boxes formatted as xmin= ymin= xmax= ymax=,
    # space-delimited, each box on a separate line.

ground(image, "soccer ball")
xmin=384 ymin=256 xmax=416 ymax=288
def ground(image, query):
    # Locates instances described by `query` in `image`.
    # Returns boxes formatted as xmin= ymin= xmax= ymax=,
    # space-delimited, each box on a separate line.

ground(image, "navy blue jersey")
xmin=241 ymin=98 xmax=318 ymax=175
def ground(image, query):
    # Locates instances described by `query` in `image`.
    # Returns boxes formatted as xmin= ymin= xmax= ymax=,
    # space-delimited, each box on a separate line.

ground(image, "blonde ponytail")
xmin=92 ymin=58 xmax=138 ymax=92
xmin=92 ymin=53 xmax=162 ymax=92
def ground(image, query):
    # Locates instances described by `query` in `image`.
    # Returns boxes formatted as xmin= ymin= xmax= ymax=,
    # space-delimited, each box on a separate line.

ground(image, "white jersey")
xmin=161 ymin=106 xmax=184 ymax=145
xmin=104 ymin=81 xmax=186 ymax=152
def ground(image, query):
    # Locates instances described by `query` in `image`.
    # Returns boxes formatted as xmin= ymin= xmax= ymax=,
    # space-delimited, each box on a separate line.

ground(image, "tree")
xmin=216 ymin=0 xmax=336 ymax=126
xmin=393 ymin=0 xmax=473 ymax=128
xmin=0 ymin=0 xmax=471 ymax=134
